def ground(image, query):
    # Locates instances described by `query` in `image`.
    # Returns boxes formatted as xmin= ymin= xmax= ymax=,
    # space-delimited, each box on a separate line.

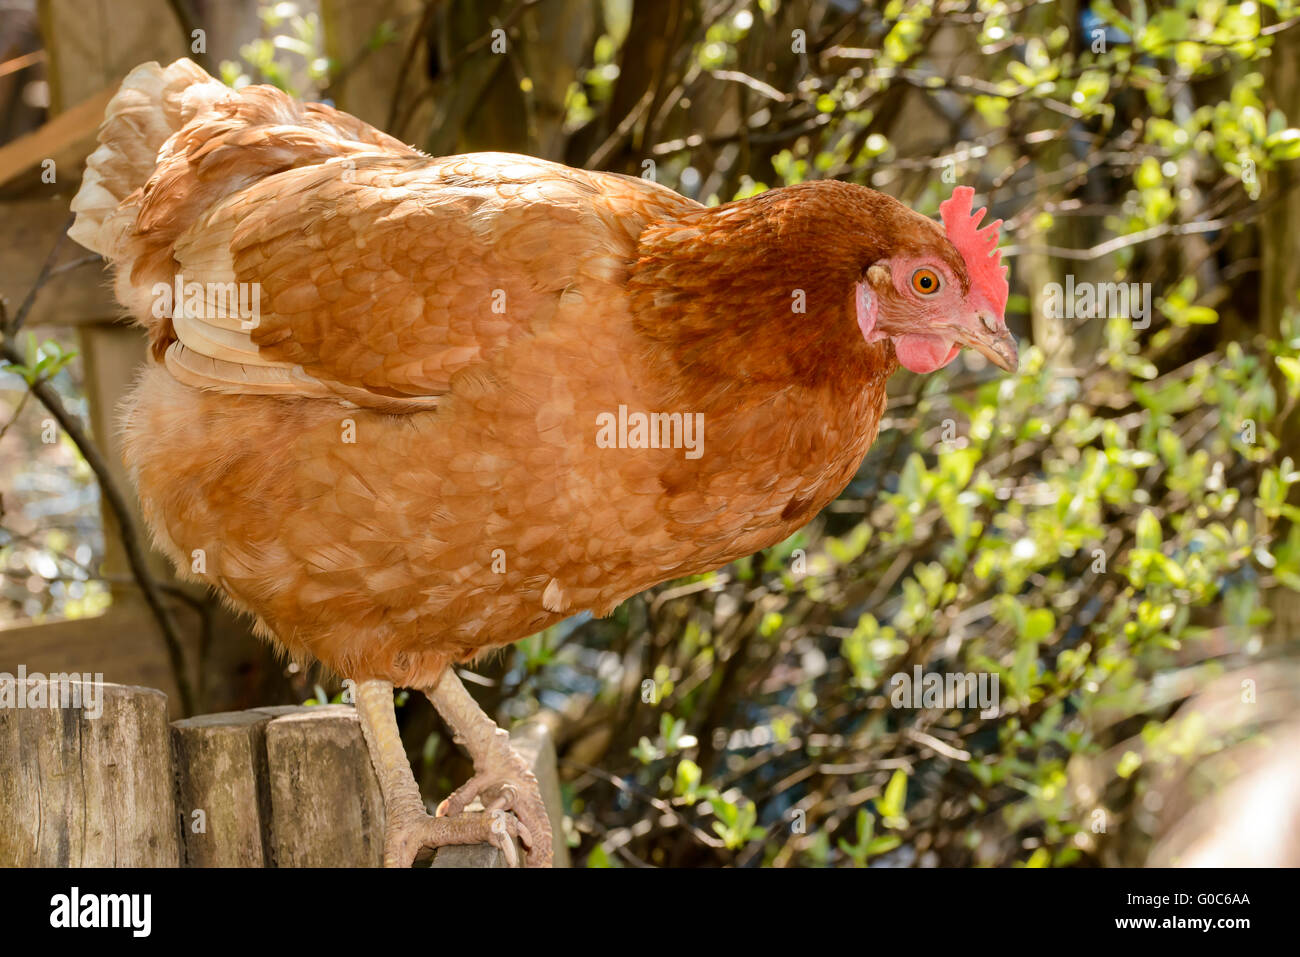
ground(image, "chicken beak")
xmin=960 ymin=312 xmax=1019 ymax=371
xmin=976 ymin=328 xmax=1019 ymax=371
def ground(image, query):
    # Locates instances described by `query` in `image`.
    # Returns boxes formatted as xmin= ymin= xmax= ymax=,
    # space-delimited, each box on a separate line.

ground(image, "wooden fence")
xmin=0 ymin=677 xmax=568 ymax=867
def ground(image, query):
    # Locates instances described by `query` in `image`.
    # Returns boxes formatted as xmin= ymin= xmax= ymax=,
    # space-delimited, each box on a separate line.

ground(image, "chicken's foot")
xmin=353 ymin=678 xmax=528 ymax=867
xmin=423 ymin=667 xmax=555 ymax=868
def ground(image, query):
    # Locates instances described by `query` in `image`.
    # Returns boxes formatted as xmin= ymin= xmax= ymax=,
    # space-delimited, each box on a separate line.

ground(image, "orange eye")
xmin=911 ymin=268 xmax=942 ymax=296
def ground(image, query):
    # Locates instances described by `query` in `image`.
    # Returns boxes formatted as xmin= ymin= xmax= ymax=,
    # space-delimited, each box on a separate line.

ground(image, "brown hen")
xmin=69 ymin=59 xmax=1016 ymax=866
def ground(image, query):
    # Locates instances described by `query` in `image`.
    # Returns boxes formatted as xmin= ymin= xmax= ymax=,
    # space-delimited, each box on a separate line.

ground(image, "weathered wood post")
xmin=0 ymin=677 xmax=179 ymax=866
xmin=262 ymin=705 xmax=386 ymax=867
xmin=171 ymin=710 xmax=276 ymax=866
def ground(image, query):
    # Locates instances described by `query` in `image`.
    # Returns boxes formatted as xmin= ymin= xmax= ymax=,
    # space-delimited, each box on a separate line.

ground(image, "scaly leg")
xmin=424 ymin=667 xmax=554 ymax=868
xmin=353 ymin=678 xmax=527 ymax=867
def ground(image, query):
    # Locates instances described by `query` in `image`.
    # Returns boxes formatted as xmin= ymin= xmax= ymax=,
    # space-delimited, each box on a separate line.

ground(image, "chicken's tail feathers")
xmin=68 ymin=58 xmax=227 ymax=257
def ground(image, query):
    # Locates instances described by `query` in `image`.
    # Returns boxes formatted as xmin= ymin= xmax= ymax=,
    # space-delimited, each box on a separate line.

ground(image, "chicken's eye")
xmin=910 ymin=268 xmax=942 ymax=296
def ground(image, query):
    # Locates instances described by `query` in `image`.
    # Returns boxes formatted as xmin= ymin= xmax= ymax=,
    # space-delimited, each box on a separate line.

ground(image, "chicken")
xmin=68 ymin=59 xmax=1017 ymax=867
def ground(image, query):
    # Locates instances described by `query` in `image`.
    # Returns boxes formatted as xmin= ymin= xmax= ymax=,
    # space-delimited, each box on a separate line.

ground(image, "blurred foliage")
xmin=0 ymin=330 xmax=109 ymax=623
xmin=218 ymin=2 xmax=330 ymax=93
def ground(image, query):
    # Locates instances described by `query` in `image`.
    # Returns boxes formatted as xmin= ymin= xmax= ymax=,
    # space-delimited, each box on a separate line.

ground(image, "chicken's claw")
xmin=434 ymin=763 xmax=551 ymax=867
xmin=488 ymin=809 xmax=521 ymax=868
xmin=383 ymin=809 xmax=526 ymax=868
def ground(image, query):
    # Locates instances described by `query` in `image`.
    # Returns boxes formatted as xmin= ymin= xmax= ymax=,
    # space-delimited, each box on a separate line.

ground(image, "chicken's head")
xmin=855 ymin=186 xmax=1017 ymax=374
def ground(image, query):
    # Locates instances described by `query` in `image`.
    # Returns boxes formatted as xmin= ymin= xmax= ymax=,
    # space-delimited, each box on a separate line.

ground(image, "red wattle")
xmin=895 ymin=335 xmax=959 ymax=373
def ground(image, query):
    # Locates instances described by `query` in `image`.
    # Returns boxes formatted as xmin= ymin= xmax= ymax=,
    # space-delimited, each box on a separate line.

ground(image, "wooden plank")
xmin=0 ymin=196 xmax=115 ymax=327
xmin=263 ymin=704 xmax=385 ymax=867
xmin=431 ymin=721 xmax=569 ymax=868
xmin=0 ymin=601 xmax=196 ymax=720
xmin=0 ymin=679 xmax=179 ymax=866
xmin=519 ymin=720 xmax=571 ymax=867
xmin=0 ymin=85 xmax=113 ymax=187
xmin=0 ymin=589 xmax=290 ymax=721
xmin=0 ymin=83 xmax=114 ymax=187
xmin=171 ymin=709 xmax=274 ymax=866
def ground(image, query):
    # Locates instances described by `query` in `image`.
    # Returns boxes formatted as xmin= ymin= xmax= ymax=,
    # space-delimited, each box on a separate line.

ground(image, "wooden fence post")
xmin=262 ymin=705 xmax=386 ymax=867
xmin=171 ymin=710 xmax=275 ymax=866
xmin=0 ymin=677 xmax=179 ymax=866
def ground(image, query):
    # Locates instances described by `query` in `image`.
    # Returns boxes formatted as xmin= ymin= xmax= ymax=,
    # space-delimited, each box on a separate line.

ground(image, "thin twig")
xmin=386 ymin=0 xmax=441 ymax=134
xmin=0 ymin=336 xmax=196 ymax=715
xmin=7 ymin=214 xmax=74 ymax=336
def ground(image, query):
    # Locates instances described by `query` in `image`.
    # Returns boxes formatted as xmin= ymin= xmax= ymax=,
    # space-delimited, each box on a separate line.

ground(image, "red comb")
xmin=939 ymin=186 xmax=1008 ymax=316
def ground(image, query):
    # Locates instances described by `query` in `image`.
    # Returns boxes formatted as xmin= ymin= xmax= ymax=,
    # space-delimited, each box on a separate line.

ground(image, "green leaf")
xmin=1136 ymin=509 xmax=1162 ymax=551
xmin=1266 ymin=128 xmax=1300 ymax=161
xmin=675 ymin=759 xmax=703 ymax=804
xmin=876 ymin=769 xmax=908 ymax=825
xmin=1276 ymin=356 xmax=1300 ymax=398
xmin=1024 ymin=608 xmax=1056 ymax=642
xmin=1116 ymin=750 xmax=1143 ymax=778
